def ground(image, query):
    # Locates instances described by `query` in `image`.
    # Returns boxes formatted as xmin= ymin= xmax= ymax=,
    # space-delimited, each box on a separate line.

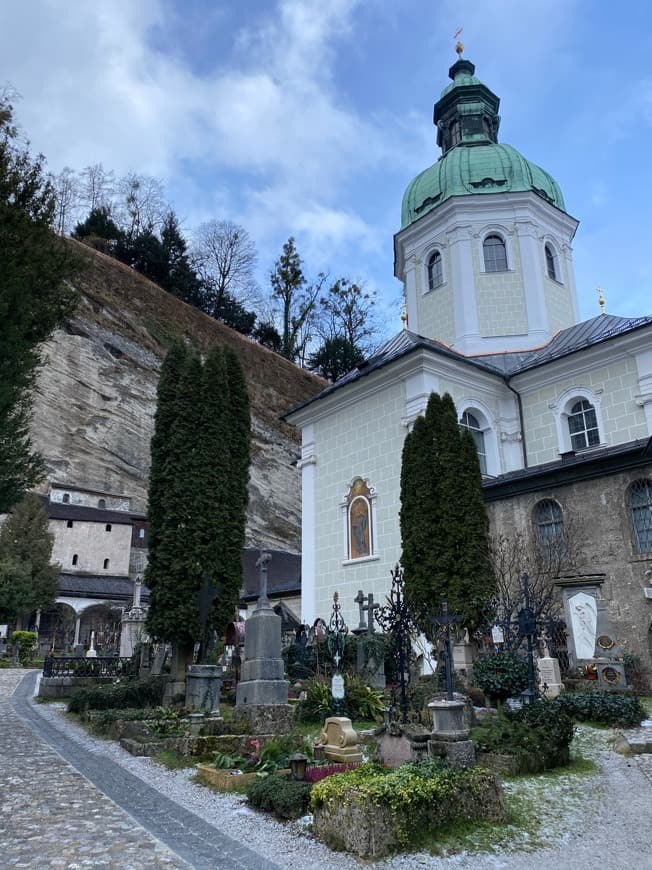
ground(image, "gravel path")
xmin=8 ymin=669 xmax=652 ymax=868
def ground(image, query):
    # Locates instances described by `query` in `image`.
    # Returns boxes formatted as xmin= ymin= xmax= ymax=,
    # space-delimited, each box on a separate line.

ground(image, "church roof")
xmin=58 ymin=572 xmax=147 ymax=602
xmin=285 ymin=313 xmax=652 ymax=418
xmin=401 ymin=58 xmax=565 ymax=230
xmin=473 ymin=314 xmax=652 ymax=375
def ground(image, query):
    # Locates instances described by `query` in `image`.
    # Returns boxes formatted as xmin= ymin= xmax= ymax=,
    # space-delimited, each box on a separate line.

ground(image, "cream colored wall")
xmin=520 ymin=356 xmax=649 ymax=466
xmin=50 ymin=519 xmax=132 ymax=575
xmin=415 ymin=247 xmax=456 ymax=345
xmin=475 ymin=235 xmax=529 ymax=337
xmin=311 ymin=381 xmax=407 ymax=628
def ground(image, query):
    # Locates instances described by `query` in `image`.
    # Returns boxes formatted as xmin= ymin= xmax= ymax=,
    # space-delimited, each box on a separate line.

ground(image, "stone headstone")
xmin=320 ymin=716 xmax=363 ymax=763
xmin=86 ymin=630 xmax=97 ymax=658
xmin=537 ymin=656 xmax=563 ymax=698
xmin=568 ymin=591 xmax=597 ymax=660
xmin=185 ymin=664 xmax=222 ymax=713
xmin=428 ymin=698 xmax=475 ymax=768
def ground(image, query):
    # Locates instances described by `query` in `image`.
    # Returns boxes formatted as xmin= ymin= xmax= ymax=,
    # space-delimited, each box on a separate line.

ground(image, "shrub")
xmin=472 ymin=651 xmax=529 ymax=705
xmin=68 ymin=677 xmax=167 ymax=715
xmin=11 ymin=630 xmax=38 ymax=665
xmin=311 ymin=760 xmax=506 ymax=848
xmin=294 ymin=675 xmax=384 ymax=724
xmin=553 ymin=691 xmax=645 ymax=727
xmin=471 ymin=700 xmax=573 ymax=766
xmin=247 ymin=773 xmax=312 ymax=820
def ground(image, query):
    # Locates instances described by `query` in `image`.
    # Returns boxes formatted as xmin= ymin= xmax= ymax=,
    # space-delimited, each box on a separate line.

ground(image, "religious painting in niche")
xmin=347 ymin=478 xmax=373 ymax=560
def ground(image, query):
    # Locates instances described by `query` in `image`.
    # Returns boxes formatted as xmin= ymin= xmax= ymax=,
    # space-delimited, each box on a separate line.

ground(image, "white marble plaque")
xmin=491 ymin=625 xmax=505 ymax=644
xmin=568 ymin=591 xmax=597 ymax=660
xmin=537 ymin=656 xmax=562 ymax=697
xmin=331 ymin=674 xmax=345 ymax=699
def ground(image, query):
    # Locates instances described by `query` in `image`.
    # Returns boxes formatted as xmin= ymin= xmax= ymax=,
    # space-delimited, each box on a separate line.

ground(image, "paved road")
xmin=2 ymin=670 xmax=279 ymax=870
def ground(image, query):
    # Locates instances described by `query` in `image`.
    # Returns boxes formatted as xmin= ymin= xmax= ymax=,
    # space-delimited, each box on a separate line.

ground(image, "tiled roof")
xmin=46 ymin=500 xmax=135 ymax=525
xmin=286 ymin=314 xmax=652 ymax=417
xmin=58 ymin=572 xmax=149 ymax=602
xmin=241 ymin=548 xmax=301 ymax=600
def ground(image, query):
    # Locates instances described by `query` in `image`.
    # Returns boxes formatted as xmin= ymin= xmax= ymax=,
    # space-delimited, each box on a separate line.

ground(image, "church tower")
xmin=394 ymin=55 xmax=580 ymax=355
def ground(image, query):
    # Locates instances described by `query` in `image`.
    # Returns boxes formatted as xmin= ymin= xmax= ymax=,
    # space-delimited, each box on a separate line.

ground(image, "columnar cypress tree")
xmin=400 ymin=392 xmax=494 ymax=634
xmin=145 ymin=341 xmax=251 ymax=654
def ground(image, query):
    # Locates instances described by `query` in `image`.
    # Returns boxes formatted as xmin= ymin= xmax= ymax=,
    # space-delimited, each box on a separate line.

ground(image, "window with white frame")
xmin=568 ymin=399 xmax=600 ymax=450
xmin=427 ymin=250 xmax=444 ymax=290
xmin=459 ymin=411 xmax=487 ymax=474
xmin=534 ymin=499 xmax=564 ymax=548
xmin=628 ymin=479 xmax=652 ymax=554
xmin=544 ymin=243 xmax=560 ymax=281
xmin=483 ymin=234 xmax=507 ymax=272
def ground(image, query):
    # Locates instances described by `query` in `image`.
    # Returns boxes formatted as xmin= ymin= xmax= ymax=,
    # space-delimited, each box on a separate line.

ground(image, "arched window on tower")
xmin=568 ymin=399 xmax=600 ymax=451
xmin=345 ymin=478 xmax=374 ymax=560
xmin=103 ymin=558 xmax=110 ymax=570
xmin=427 ymin=251 xmax=443 ymax=290
xmin=62 ymin=493 xmax=70 ymax=504
xmin=483 ymin=234 xmax=507 ymax=272
xmin=72 ymin=554 xmax=78 ymax=566
xmin=628 ymin=479 xmax=652 ymax=554
xmin=545 ymin=243 xmax=559 ymax=281
xmin=98 ymin=498 xmax=106 ymax=509
xmin=459 ymin=411 xmax=487 ymax=475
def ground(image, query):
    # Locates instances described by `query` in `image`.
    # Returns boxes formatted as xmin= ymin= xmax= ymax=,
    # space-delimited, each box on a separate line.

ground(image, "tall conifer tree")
xmin=400 ymin=392 xmax=494 ymax=634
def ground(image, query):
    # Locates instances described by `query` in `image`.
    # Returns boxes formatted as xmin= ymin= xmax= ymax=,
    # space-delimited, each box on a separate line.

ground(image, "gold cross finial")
xmin=454 ymin=27 xmax=464 ymax=58
xmin=596 ymin=287 xmax=606 ymax=315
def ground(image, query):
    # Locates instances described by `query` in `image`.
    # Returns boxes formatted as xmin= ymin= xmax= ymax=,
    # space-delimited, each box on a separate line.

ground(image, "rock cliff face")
xmin=30 ymin=243 xmax=324 ymax=553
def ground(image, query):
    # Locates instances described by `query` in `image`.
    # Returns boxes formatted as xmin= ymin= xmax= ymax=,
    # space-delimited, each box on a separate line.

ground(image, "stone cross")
xmin=132 ymin=576 xmax=142 ymax=610
xmin=354 ymin=589 xmax=379 ymax=635
xmin=256 ymin=551 xmax=272 ymax=608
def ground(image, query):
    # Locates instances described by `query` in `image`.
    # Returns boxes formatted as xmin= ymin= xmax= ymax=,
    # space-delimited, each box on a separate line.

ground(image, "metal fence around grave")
xmin=43 ymin=656 xmax=137 ymax=679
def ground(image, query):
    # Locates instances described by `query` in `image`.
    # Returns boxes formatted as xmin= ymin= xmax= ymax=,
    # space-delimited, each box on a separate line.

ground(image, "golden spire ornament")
xmin=454 ymin=27 xmax=464 ymax=57
xmin=596 ymin=287 xmax=606 ymax=315
xmin=401 ymin=304 xmax=408 ymax=329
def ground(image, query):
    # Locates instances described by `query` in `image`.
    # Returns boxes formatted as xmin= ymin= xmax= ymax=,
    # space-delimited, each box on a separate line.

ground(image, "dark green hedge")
xmin=68 ymin=677 xmax=167 ymax=715
xmin=247 ymin=774 xmax=312 ymax=820
xmin=553 ymin=691 xmax=645 ymax=727
xmin=471 ymin=700 xmax=574 ymax=765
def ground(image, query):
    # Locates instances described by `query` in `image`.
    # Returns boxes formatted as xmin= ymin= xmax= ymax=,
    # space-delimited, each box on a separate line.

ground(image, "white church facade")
xmin=286 ymin=56 xmax=652 ymax=674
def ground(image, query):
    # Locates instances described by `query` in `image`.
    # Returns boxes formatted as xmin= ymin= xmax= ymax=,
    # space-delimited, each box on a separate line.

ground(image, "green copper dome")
xmin=400 ymin=59 xmax=566 ymax=230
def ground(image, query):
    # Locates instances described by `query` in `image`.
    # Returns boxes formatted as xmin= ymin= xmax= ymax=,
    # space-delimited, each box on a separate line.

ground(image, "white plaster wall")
xmin=49 ymin=486 xmax=130 ymax=512
xmin=50 ymin=519 xmax=132 ymax=575
xmin=474 ymin=233 xmax=528 ymax=337
xmin=519 ymin=356 xmax=649 ymax=466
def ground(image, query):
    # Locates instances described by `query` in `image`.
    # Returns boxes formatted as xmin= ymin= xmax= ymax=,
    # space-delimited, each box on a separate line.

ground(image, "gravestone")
xmin=120 ymin=576 xmax=147 ymax=657
xmin=86 ymin=630 xmax=97 ymax=658
xmin=186 ymin=664 xmax=222 ymax=714
xmin=352 ymin=589 xmax=385 ymax=689
xmin=320 ymin=716 xmax=363 ymax=763
xmin=537 ymin=655 xmax=563 ymax=698
xmin=428 ymin=698 xmax=475 ymax=768
xmin=234 ymin=553 xmax=291 ymax=733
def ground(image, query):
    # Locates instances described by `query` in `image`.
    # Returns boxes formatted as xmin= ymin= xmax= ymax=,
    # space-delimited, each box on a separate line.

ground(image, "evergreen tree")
xmin=308 ymin=336 xmax=365 ymax=382
xmin=270 ymin=237 xmax=322 ymax=363
xmin=0 ymin=95 xmax=79 ymax=511
xmin=0 ymin=494 xmax=60 ymax=625
xmin=400 ymin=392 xmax=494 ymax=634
xmin=145 ymin=342 xmax=251 ymax=652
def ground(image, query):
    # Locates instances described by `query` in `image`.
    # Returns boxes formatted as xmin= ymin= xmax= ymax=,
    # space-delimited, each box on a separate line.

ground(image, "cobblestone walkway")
xmin=2 ymin=670 xmax=278 ymax=869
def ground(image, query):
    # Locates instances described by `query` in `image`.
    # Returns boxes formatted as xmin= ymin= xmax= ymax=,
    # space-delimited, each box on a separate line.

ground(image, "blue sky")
xmin=3 ymin=0 xmax=652 ymax=338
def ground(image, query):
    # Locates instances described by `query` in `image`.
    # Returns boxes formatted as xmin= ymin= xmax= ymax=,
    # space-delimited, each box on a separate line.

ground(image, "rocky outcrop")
xmin=29 ymin=243 xmax=324 ymax=552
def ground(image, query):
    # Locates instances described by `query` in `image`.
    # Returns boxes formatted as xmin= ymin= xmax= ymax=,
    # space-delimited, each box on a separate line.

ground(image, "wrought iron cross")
xmin=431 ymin=598 xmax=462 ymax=702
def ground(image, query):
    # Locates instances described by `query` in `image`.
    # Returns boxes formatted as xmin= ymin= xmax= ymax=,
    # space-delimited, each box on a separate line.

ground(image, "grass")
xmin=154 ymin=750 xmax=195 ymax=770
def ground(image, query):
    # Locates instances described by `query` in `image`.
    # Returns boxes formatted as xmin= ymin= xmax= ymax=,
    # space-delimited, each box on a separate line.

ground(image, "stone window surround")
xmin=627 ymin=478 xmax=652 ymax=556
xmin=340 ymin=477 xmax=378 ymax=565
xmin=533 ymin=497 xmax=564 ymax=547
xmin=552 ymin=386 xmax=606 ymax=456
xmin=457 ymin=399 xmax=501 ymax=477
xmin=479 ymin=227 xmax=511 ymax=273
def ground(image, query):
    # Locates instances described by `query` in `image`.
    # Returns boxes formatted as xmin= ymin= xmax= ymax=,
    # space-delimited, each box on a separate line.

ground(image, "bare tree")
xmin=79 ymin=163 xmax=115 ymax=213
xmin=51 ymin=166 xmax=80 ymax=235
xmin=485 ymin=520 xmax=584 ymax=652
xmin=316 ymin=277 xmax=379 ymax=355
xmin=116 ymin=172 xmax=166 ymax=238
xmin=192 ymin=220 xmax=260 ymax=313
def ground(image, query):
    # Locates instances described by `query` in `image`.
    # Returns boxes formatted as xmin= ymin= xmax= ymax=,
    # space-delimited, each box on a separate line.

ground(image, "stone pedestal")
xmin=235 ymin=604 xmax=289 ymax=707
xmin=120 ymin=609 xmax=147 ymax=658
xmin=185 ymin=664 xmax=222 ymax=713
xmin=537 ymin=656 xmax=563 ymax=698
xmin=377 ymin=722 xmax=430 ymax=766
xmin=320 ymin=717 xmax=363 ymax=763
xmin=428 ymin=698 xmax=475 ymax=768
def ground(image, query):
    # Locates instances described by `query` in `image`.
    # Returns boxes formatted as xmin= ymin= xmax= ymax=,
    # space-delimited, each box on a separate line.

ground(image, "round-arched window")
xmin=534 ymin=499 xmax=564 ymax=548
xmin=427 ymin=251 xmax=443 ymax=290
xmin=568 ymin=399 xmax=600 ymax=450
xmin=483 ymin=234 xmax=507 ymax=272
xmin=628 ymin=479 xmax=652 ymax=554
xmin=545 ymin=243 xmax=559 ymax=281
xmin=460 ymin=411 xmax=487 ymax=475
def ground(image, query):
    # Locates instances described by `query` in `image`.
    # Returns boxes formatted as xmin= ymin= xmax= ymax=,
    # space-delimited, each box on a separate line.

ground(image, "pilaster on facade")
xmin=515 ymin=220 xmax=551 ymax=342
xmin=635 ymin=348 xmax=652 ymax=434
xmin=299 ymin=427 xmax=316 ymax=625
